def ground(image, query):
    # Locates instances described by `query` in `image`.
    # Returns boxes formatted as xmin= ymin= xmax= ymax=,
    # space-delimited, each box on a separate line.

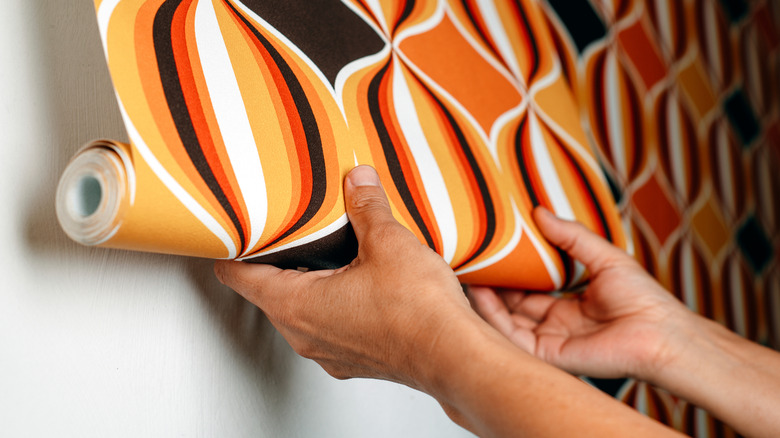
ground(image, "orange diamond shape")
xmin=677 ymin=60 xmax=719 ymax=120
xmin=690 ymin=198 xmax=730 ymax=259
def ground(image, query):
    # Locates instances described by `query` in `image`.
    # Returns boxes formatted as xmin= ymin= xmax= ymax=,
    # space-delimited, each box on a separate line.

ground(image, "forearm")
xmin=421 ymin=314 xmax=681 ymax=438
xmin=647 ymin=314 xmax=780 ymax=437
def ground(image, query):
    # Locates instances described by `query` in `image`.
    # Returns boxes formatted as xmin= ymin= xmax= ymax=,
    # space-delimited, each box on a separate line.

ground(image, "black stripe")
xmin=556 ymin=139 xmax=613 ymax=244
xmin=554 ymin=133 xmax=613 ymax=288
xmin=224 ymin=1 xmax=328 ymax=248
xmin=514 ymin=0 xmax=540 ymax=84
xmin=395 ymin=0 xmax=416 ymax=33
xmin=367 ymin=59 xmax=436 ymax=250
xmin=514 ymin=116 xmax=539 ymax=206
xmin=514 ymin=117 xmax=572 ymax=286
xmin=153 ymin=0 xmax=246 ymax=250
xmin=459 ymin=0 xmax=501 ymax=61
xmin=415 ymin=90 xmax=496 ymax=270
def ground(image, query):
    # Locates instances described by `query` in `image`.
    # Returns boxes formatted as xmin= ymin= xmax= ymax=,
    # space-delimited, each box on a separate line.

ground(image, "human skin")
xmin=215 ymin=165 xmax=681 ymax=438
xmin=469 ymin=208 xmax=780 ymax=438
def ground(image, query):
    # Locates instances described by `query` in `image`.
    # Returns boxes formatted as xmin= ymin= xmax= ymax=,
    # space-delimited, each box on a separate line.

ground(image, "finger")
xmin=503 ymin=291 xmax=557 ymax=323
xmin=533 ymin=206 xmax=632 ymax=273
xmin=344 ymin=166 xmax=401 ymax=244
xmin=214 ymin=260 xmax=309 ymax=309
xmin=469 ymin=287 xmax=531 ymax=334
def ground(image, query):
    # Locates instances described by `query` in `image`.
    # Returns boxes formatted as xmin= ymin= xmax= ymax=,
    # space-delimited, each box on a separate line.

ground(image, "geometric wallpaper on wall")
xmin=543 ymin=0 xmax=780 ymax=435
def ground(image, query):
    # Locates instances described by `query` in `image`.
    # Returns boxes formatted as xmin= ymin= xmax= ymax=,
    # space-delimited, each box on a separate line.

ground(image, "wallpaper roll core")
xmin=56 ymin=141 xmax=131 ymax=246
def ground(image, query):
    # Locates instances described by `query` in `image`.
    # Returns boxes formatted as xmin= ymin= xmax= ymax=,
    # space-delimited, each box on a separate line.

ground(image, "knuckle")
xmin=349 ymin=189 xmax=388 ymax=212
xmin=559 ymin=231 xmax=582 ymax=253
xmin=288 ymin=337 xmax=316 ymax=360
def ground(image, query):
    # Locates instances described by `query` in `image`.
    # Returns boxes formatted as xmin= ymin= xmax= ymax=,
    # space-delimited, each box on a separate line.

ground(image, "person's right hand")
xmin=469 ymin=207 xmax=694 ymax=382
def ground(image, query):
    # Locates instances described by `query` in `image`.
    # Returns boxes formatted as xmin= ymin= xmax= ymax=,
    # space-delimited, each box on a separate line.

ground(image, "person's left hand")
xmin=214 ymin=165 xmax=476 ymax=391
xmin=467 ymin=207 xmax=690 ymax=381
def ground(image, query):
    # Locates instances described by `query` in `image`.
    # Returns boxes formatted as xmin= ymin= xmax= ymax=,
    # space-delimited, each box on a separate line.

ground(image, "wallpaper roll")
xmin=57 ymin=0 xmax=627 ymax=290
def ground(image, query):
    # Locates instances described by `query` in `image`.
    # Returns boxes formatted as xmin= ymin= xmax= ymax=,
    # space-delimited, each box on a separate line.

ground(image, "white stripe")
xmin=455 ymin=200 xmax=523 ymax=276
xmin=530 ymin=59 xmax=606 ymax=181
xmin=667 ymin=93 xmax=689 ymax=197
xmin=96 ymin=0 xmax=122 ymax=59
xmin=395 ymin=2 xmax=524 ymax=163
xmin=529 ymin=111 xmax=575 ymax=220
xmin=475 ymin=0 xmax=524 ymax=84
xmin=524 ymin=217 xmax=562 ymax=289
xmin=241 ymin=214 xmax=349 ymax=260
xmin=117 ymin=102 xmax=237 ymax=258
xmin=655 ymin=0 xmax=673 ymax=57
xmin=394 ymin=4 xmax=523 ymax=162
xmin=681 ymin=240 xmax=699 ymax=312
xmin=636 ymin=383 xmax=648 ymax=415
xmin=704 ymin=3 xmax=723 ymax=86
xmin=364 ymin=0 xmax=391 ymax=36
xmin=392 ymin=59 xmax=457 ymax=263
xmin=443 ymin=4 xmax=522 ymax=92
xmin=231 ymin=0 xmax=365 ymax=120
xmin=335 ymin=0 xmax=390 ymax=121
xmin=195 ymin=0 xmax=268 ymax=256
xmin=716 ymin=123 xmax=735 ymax=215
xmin=695 ymin=407 xmax=709 ymax=438
xmin=605 ymin=51 xmax=627 ymax=178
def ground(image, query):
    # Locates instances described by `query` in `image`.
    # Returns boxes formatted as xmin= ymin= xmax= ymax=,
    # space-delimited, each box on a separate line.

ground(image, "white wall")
xmin=0 ymin=2 xmax=473 ymax=436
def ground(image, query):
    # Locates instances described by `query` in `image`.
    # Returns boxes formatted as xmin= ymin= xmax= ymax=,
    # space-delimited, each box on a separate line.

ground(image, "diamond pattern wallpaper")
xmin=541 ymin=0 xmax=780 ymax=434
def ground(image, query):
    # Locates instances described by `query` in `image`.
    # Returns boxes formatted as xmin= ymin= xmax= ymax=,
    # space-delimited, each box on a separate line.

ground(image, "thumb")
xmin=344 ymin=165 xmax=399 ymax=244
xmin=533 ymin=206 xmax=633 ymax=274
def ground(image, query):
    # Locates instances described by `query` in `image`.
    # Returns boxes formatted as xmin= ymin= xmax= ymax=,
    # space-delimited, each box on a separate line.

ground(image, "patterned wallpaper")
xmin=540 ymin=0 xmax=780 ymax=435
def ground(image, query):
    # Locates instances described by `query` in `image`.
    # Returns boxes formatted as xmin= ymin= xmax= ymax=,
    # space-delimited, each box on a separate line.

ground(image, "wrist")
xmin=628 ymin=303 xmax=704 ymax=384
xmin=639 ymin=309 xmax=735 ymax=389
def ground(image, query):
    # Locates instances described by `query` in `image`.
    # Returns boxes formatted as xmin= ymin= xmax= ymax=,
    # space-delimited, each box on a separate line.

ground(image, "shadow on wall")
xmin=20 ymin=0 xmax=296 ymax=421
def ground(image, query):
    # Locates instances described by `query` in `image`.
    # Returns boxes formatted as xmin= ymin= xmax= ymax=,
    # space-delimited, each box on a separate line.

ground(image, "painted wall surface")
xmin=0 ymin=2 xmax=473 ymax=436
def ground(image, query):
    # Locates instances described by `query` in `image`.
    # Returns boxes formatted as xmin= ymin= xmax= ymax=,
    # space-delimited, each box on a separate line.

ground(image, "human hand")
xmin=214 ymin=179 xmax=689 ymax=438
xmin=468 ymin=207 xmax=694 ymax=382
xmin=214 ymin=166 xmax=477 ymax=392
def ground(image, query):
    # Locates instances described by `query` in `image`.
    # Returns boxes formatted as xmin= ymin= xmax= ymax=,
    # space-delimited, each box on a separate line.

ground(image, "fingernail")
xmin=348 ymin=165 xmax=380 ymax=187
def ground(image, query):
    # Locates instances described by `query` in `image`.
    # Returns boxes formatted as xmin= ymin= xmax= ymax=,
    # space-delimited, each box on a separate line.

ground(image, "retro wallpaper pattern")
xmin=541 ymin=0 xmax=780 ymax=435
xmin=64 ymin=0 xmax=779 ymax=435
xmin=72 ymin=0 xmax=632 ymax=290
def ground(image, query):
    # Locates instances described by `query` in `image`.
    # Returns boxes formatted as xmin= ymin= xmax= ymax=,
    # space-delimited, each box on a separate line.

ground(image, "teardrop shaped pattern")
xmin=721 ymin=251 xmax=760 ymax=339
xmin=679 ymin=401 xmax=740 ymax=437
xmin=694 ymin=0 xmax=735 ymax=91
xmin=644 ymin=0 xmax=688 ymax=61
xmin=618 ymin=381 xmax=675 ymax=427
xmin=586 ymin=49 xmax=647 ymax=185
xmin=538 ymin=0 xmax=780 ymax=434
xmin=655 ymin=89 xmax=704 ymax=205
xmin=752 ymin=143 xmax=780 ymax=236
xmin=627 ymin=215 xmax=660 ymax=279
xmin=707 ymin=118 xmax=747 ymax=222
xmin=740 ymin=25 xmax=773 ymax=116
xmin=668 ymin=236 xmax=717 ymax=320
